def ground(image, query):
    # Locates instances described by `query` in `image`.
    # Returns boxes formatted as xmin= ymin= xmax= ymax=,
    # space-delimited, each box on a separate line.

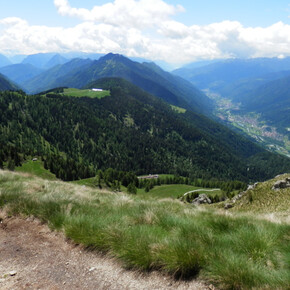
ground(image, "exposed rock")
xmin=192 ymin=194 xmax=211 ymax=205
xmin=247 ymin=182 xmax=259 ymax=191
xmin=224 ymin=203 xmax=233 ymax=210
xmin=253 ymin=182 xmax=259 ymax=188
xmin=9 ymin=271 xmax=17 ymax=276
xmin=272 ymin=179 xmax=290 ymax=190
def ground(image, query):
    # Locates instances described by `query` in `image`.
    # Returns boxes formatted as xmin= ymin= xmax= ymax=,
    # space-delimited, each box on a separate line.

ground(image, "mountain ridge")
xmin=24 ymin=53 xmax=213 ymax=115
xmin=0 ymin=73 xmax=19 ymax=91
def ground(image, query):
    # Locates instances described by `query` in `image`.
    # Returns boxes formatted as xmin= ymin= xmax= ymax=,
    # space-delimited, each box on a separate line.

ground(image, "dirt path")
xmin=0 ymin=213 xmax=211 ymax=290
xmin=182 ymin=189 xmax=220 ymax=197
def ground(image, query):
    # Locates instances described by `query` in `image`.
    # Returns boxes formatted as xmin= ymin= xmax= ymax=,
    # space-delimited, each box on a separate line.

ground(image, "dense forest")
xmin=0 ymin=78 xmax=290 ymax=182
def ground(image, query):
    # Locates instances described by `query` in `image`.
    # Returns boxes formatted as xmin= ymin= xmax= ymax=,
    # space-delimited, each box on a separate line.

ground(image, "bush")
xmin=127 ymin=183 xmax=137 ymax=194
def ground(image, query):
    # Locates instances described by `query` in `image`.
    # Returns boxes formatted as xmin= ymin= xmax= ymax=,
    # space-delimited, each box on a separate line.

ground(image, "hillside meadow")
xmin=0 ymin=170 xmax=289 ymax=289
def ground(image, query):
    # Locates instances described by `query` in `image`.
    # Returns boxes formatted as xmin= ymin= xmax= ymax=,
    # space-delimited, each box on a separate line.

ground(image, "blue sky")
xmin=1 ymin=0 xmax=290 ymax=64
xmin=2 ymin=0 xmax=290 ymax=27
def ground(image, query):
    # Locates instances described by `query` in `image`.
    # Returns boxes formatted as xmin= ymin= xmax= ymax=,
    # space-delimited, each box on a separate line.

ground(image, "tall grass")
xmin=1 ymin=170 xmax=289 ymax=289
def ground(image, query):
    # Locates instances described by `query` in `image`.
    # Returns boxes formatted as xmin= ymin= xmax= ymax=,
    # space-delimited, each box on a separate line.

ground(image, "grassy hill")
xmin=231 ymin=173 xmax=290 ymax=220
xmin=0 ymin=169 xmax=289 ymax=289
xmin=46 ymin=88 xmax=111 ymax=99
xmin=15 ymin=159 xmax=57 ymax=181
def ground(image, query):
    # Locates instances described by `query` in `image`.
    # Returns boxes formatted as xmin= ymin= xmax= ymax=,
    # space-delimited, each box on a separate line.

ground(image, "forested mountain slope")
xmin=1 ymin=78 xmax=290 ymax=182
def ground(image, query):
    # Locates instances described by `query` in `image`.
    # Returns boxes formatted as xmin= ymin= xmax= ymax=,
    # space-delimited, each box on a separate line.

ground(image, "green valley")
xmin=209 ymin=91 xmax=290 ymax=157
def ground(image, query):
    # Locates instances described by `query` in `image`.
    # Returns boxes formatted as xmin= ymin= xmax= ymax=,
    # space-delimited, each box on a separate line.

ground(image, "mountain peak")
xmin=99 ymin=53 xmax=130 ymax=63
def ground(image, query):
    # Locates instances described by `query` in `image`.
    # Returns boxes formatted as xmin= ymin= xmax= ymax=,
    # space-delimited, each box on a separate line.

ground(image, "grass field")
xmin=137 ymin=184 xmax=222 ymax=199
xmin=15 ymin=160 xmax=57 ymax=181
xmin=70 ymin=177 xmax=97 ymax=187
xmin=71 ymin=179 xmax=222 ymax=201
xmin=62 ymin=88 xmax=110 ymax=99
xmin=170 ymin=105 xmax=186 ymax=113
xmin=1 ymin=170 xmax=289 ymax=289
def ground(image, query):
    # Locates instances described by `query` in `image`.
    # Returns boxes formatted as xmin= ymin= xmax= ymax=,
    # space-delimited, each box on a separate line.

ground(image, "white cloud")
xmin=1 ymin=1 xmax=290 ymax=65
xmin=54 ymin=0 xmax=184 ymax=28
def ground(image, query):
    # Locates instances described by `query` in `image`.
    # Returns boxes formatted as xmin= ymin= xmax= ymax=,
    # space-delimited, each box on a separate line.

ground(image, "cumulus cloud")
xmin=1 ymin=1 xmax=290 ymax=65
xmin=54 ymin=0 xmax=184 ymax=28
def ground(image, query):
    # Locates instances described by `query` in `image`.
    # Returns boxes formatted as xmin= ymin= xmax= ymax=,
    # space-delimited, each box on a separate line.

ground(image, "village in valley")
xmin=207 ymin=91 xmax=290 ymax=158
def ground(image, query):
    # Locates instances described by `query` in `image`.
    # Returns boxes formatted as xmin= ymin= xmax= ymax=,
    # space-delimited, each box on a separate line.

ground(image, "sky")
xmin=1 ymin=0 xmax=290 ymax=65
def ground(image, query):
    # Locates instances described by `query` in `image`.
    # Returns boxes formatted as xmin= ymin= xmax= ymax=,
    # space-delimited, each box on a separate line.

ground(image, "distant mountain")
xmin=24 ymin=53 xmax=213 ymax=114
xmin=22 ymin=53 xmax=69 ymax=69
xmin=177 ymin=59 xmax=222 ymax=71
xmin=60 ymin=52 xmax=104 ymax=61
xmin=218 ymin=70 xmax=290 ymax=102
xmin=0 ymin=54 xmax=12 ymax=68
xmin=0 ymin=64 xmax=43 ymax=86
xmin=44 ymin=54 xmax=68 ymax=69
xmin=173 ymin=57 xmax=290 ymax=92
xmin=174 ymin=57 xmax=290 ymax=137
xmin=8 ymin=54 xmax=27 ymax=64
xmin=22 ymin=53 xmax=57 ymax=69
xmin=237 ymin=75 xmax=290 ymax=133
xmin=0 ymin=73 xmax=19 ymax=91
xmin=23 ymin=58 xmax=94 ymax=93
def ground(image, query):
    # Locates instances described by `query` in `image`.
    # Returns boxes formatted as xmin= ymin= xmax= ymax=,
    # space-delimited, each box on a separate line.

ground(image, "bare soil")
xmin=0 ymin=212 xmax=211 ymax=290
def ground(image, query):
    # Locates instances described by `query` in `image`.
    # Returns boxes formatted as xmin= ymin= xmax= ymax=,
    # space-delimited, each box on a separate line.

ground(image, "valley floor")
xmin=205 ymin=90 xmax=290 ymax=157
xmin=0 ymin=212 xmax=210 ymax=290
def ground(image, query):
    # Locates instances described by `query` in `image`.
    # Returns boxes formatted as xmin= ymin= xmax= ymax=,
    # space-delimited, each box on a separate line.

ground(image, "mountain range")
xmin=19 ymin=53 xmax=213 ymax=114
xmin=174 ymin=57 xmax=290 ymax=137
xmin=173 ymin=57 xmax=290 ymax=91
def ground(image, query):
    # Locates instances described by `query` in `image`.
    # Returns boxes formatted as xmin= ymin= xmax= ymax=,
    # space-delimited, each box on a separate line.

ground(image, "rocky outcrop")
xmin=192 ymin=194 xmax=211 ymax=205
xmin=272 ymin=178 xmax=290 ymax=190
xmin=224 ymin=182 xmax=259 ymax=210
xmin=246 ymin=182 xmax=259 ymax=191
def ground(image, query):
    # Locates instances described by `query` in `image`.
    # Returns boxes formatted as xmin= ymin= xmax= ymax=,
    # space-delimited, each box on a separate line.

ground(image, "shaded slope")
xmin=0 ymin=64 xmax=43 ymax=86
xmin=0 ymin=73 xmax=19 ymax=91
xmin=24 ymin=58 xmax=93 ymax=93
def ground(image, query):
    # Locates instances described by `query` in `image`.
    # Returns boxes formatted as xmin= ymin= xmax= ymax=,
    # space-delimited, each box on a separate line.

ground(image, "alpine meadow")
xmin=0 ymin=1 xmax=290 ymax=289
